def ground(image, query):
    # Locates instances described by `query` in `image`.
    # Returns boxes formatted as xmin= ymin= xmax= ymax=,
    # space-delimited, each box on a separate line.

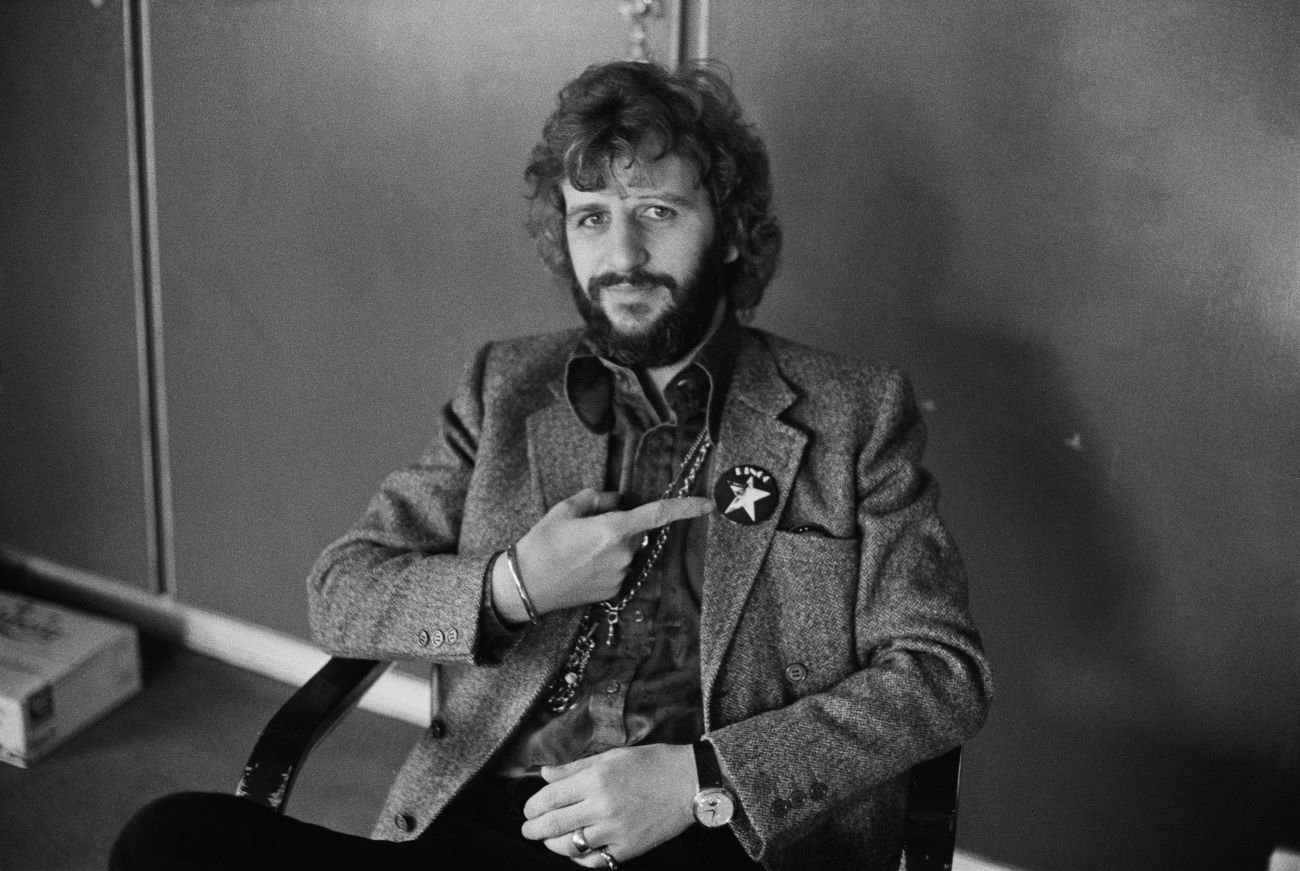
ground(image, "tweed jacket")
xmin=306 ymin=325 xmax=992 ymax=870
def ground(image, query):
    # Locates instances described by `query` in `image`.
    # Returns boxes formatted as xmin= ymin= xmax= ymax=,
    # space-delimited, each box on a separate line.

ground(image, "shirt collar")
xmin=564 ymin=313 xmax=740 ymax=438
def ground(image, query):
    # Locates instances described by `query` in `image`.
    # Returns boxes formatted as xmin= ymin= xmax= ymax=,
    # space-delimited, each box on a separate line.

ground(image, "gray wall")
xmin=0 ymin=1 xmax=155 ymax=586
xmin=2 ymin=1 xmax=1296 ymax=868
xmin=146 ymin=0 xmax=648 ymax=633
xmin=715 ymin=2 xmax=1299 ymax=868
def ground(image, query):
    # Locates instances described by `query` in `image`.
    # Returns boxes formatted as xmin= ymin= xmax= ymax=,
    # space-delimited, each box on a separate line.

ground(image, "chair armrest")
xmin=902 ymin=745 xmax=963 ymax=871
xmin=235 ymin=657 xmax=392 ymax=813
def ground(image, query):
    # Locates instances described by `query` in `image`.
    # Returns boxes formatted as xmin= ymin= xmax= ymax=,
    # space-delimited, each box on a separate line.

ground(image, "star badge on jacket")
xmin=713 ymin=465 xmax=779 ymax=525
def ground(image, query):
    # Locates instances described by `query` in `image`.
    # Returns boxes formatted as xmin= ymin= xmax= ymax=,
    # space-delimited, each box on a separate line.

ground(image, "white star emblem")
xmin=725 ymin=475 xmax=773 ymax=522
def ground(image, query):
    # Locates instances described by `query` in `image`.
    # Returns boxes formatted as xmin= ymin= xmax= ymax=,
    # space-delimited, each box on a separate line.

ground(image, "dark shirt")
xmin=491 ymin=318 xmax=738 ymax=777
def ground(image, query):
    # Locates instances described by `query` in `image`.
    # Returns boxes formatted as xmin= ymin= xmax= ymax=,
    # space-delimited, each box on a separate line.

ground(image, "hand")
xmin=520 ymin=744 xmax=698 ymax=865
xmin=492 ymin=489 xmax=713 ymax=621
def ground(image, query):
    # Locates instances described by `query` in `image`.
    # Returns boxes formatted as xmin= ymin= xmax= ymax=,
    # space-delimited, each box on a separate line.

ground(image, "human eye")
xmin=569 ymin=210 xmax=607 ymax=230
xmin=640 ymin=204 xmax=678 ymax=222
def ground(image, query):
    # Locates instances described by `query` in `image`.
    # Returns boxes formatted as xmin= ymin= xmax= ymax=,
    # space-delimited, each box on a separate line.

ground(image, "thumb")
xmin=540 ymin=754 xmax=599 ymax=782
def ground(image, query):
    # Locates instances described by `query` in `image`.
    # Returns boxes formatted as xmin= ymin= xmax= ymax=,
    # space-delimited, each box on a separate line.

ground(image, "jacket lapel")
xmin=700 ymin=331 xmax=807 ymax=701
xmin=526 ymin=379 xmax=610 ymax=513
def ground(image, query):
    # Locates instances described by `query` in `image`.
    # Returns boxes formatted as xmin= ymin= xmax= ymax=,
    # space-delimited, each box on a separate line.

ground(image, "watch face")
xmin=693 ymin=787 xmax=736 ymax=828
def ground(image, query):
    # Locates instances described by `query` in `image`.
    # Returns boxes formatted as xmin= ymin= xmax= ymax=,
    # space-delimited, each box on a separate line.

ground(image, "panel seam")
xmin=124 ymin=0 xmax=175 ymax=595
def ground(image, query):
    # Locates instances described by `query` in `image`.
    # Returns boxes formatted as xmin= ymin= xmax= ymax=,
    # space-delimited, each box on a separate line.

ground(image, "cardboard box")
xmin=0 ymin=591 xmax=141 ymax=767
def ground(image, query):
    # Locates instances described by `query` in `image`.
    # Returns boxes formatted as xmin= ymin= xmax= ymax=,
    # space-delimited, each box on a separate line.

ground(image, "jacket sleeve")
xmin=306 ymin=342 xmax=507 ymax=665
xmin=707 ymin=368 xmax=994 ymax=860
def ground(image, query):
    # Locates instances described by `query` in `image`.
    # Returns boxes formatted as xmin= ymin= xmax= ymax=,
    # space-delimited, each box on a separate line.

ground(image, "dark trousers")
xmin=109 ymin=776 xmax=759 ymax=870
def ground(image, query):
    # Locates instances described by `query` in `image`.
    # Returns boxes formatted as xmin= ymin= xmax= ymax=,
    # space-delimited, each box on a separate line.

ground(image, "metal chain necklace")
xmin=546 ymin=426 xmax=714 ymax=713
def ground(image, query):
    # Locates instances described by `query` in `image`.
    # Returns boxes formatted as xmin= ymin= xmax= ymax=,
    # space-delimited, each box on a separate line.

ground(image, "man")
xmin=112 ymin=60 xmax=991 ymax=871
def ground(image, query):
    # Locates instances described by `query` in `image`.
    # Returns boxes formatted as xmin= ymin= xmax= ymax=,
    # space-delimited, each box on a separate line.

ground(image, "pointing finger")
xmin=554 ymin=489 xmax=622 ymax=518
xmin=617 ymin=496 xmax=715 ymax=536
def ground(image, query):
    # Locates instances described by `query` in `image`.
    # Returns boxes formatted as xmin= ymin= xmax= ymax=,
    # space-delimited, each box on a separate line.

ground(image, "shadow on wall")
xmin=751 ymin=3 xmax=1300 ymax=867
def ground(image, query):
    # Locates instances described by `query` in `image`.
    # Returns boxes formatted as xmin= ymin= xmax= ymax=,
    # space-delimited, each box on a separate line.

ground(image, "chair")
xmin=236 ymin=656 xmax=963 ymax=871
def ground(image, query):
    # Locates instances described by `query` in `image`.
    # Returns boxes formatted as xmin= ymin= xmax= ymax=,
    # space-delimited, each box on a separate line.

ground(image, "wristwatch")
xmin=691 ymin=740 xmax=737 ymax=828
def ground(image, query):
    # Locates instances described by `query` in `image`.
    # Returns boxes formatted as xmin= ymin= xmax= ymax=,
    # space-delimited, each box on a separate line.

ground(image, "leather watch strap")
xmin=692 ymin=739 xmax=724 ymax=791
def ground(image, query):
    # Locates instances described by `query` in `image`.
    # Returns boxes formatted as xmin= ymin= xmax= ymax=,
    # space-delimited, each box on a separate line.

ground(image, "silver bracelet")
xmin=505 ymin=544 xmax=540 ymax=624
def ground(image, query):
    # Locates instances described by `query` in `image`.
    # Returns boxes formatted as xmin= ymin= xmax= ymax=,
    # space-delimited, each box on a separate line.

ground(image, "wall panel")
xmin=0 ymin=0 xmax=155 ymax=590
xmin=148 ymin=0 xmax=666 ymax=635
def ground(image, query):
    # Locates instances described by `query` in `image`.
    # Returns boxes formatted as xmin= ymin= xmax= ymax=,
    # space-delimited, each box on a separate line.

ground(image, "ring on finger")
xmin=597 ymin=846 xmax=619 ymax=870
xmin=570 ymin=827 xmax=592 ymax=855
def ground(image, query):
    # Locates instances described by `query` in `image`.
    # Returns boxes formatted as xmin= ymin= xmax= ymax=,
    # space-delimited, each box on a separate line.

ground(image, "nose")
xmin=604 ymin=216 xmax=648 ymax=273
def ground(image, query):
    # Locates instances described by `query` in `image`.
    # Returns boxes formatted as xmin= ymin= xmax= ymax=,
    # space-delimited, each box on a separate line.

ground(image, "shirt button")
xmin=431 ymin=629 xmax=446 ymax=647
xmin=605 ymin=681 xmax=621 ymax=694
xmin=417 ymin=630 xmax=430 ymax=647
xmin=394 ymin=813 xmax=415 ymax=833
xmin=784 ymin=663 xmax=808 ymax=683
xmin=631 ymin=609 xmax=646 ymax=623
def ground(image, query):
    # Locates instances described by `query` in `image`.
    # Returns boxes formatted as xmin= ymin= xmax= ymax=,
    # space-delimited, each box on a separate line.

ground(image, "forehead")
xmin=561 ymin=151 xmax=706 ymax=203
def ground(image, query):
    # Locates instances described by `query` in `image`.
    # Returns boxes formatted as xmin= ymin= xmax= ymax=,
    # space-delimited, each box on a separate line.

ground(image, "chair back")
xmin=902 ymin=745 xmax=963 ymax=871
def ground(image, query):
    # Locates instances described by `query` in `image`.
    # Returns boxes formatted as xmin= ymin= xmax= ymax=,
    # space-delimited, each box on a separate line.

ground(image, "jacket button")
xmin=417 ymin=630 xmax=430 ymax=647
xmin=431 ymin=629 xmax=446 ymax=647
xmin=784 ymin=663 xmax=808 ymax=683
xmin=394 ymin=812 xmax=414 ymax=833
xmin=429 ymin=717 xmax=447 ymax=739
xmin=771 ymin=798 xmax=790 ymax=818
xmin=809 ymin=781 xmax=828 ymax=801
xmin=447 ymin=626 xmax=460 ymax=643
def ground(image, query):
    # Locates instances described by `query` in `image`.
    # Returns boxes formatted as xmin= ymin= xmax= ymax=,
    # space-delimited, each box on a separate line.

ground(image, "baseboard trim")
xmin=0 ymin=548 xmax=429 ymax=727
xmin=953 ymin=852 xmax=1028 ymax=871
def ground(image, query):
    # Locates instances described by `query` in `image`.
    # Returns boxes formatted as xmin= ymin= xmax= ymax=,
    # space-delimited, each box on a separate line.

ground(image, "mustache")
xmin=587 ymin=267 xmax=680 ymax=295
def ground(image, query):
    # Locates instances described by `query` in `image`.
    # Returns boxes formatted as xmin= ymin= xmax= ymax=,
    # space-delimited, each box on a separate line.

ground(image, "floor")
xmin=0 ymin=639 xmax=423 ymax=871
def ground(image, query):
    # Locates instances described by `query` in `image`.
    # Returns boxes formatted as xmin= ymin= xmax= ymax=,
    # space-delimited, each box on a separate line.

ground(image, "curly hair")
xmin=525 ymin=61 xmax=781 ymax=316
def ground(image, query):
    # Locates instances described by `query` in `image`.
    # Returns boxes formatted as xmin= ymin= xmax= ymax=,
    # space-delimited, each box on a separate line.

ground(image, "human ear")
xmin=722 ymin=215 xmax=744 ymax=264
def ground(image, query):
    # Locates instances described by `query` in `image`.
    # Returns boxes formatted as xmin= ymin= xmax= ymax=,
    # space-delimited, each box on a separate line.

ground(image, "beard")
xmin=571 ymin=244 xmax=726 ymax=368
